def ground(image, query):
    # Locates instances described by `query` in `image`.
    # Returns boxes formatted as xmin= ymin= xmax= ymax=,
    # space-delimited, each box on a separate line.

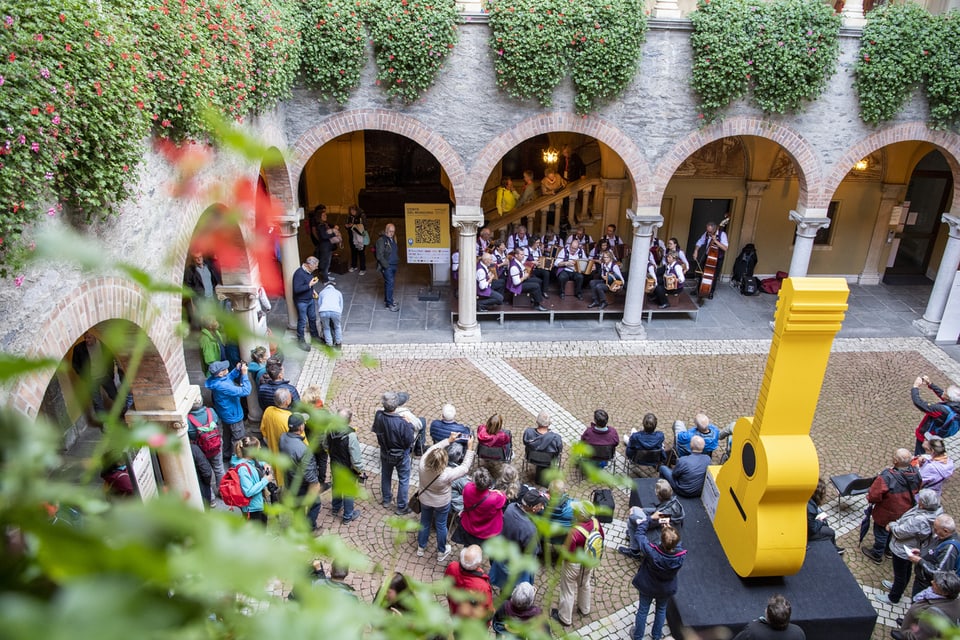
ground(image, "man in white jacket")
xmin=316 ymin=281 xmax=344 ymax=347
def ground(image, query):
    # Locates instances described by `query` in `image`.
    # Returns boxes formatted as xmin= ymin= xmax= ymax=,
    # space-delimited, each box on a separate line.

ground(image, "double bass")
xmin=697 ymin=215 xmax=730 ymax=303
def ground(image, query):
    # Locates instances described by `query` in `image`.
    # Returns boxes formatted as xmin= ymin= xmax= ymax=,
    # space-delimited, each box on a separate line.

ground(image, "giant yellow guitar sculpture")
xmin=709 ymin=278 xmax=849 ymax=577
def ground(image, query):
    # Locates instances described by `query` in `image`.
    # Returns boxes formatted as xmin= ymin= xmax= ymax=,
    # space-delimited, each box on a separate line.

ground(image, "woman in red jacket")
xmin=457 ymin=467 xmax=506 ymax=547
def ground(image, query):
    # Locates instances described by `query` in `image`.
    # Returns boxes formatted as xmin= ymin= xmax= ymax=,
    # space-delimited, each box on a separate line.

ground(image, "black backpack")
xmin=732 ymin=243 xmax=758 ymax=285
xmin=741 ymin=276 xmax=759 ymax=296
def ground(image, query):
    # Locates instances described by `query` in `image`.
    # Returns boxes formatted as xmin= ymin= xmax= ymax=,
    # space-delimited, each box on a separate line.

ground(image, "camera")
xmin=266 ymin=482 xmax=280 ymax=503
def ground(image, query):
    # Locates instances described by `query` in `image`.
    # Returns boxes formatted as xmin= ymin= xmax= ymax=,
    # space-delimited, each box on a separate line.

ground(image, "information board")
xmin=404 ymin=203 xmax=451 ymax=264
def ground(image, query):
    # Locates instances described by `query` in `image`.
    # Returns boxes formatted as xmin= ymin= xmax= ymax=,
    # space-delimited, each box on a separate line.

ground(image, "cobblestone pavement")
xmin=290 ymin=336 xmax=960 ymax=640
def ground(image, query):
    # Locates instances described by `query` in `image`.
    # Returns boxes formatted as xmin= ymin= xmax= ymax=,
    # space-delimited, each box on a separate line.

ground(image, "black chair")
xmin=578 ymin=443 xmax=617 ymax=479
xmin=830 ymin=473 xmax=876 ymax=512
xmin=476 ymin=435 xmax=513 ymax=465
xmin=523 ymin=448 xmax=560 ymax=484
xmin=626 ymin=448 xmax=662 ymax=477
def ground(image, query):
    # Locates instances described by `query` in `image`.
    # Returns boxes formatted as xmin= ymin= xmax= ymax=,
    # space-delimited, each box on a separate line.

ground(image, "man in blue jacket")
xmin=205 ymin=360 xmax=251 ymax=465
xmin=292 ymin=256 xmax=321 ymax=350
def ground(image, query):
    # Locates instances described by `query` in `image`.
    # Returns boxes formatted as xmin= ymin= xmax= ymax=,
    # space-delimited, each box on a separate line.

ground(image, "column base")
xmin=858 ymin=273 xmax=882 ymax=286
xmin=913 ymin=317 xmax=940 ymax=337
xmin=616 ymin=320 xmax=647 ymax=340
xmin=454 ymin=323 xmax=482 ymax=343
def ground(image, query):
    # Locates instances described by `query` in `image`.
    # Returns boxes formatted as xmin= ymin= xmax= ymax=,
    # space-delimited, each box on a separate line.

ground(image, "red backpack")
xmin=187 ymin=408 xmax=222 ymax=459
xmin=219 ymin=461 xmax=253 ymax=508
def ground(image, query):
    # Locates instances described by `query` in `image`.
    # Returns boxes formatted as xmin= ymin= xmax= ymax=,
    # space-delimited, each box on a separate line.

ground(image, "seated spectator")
xmin=620 ymin=479 xmax=684 ymax=557
xmin=306 ymin=561 xmax=357 ymax=598
xmin=258 ymin=359 xmax=301 ymax=409
xmin=492 ymin=582 xmax=546 ymax=638
xmin=496 ymin=464 xmax=522 ymax=502
xmin=807 ymin=478 xmax=844 ymax=555
xmin=732 ymin=594 xmax=805 ymax=640
xmin=430 ymin=403 xmax=471 ymax=443
xmin=914 ymin=435 xmax=955 ymax=496
xmin=625 ymin=413 xmax=667 ymax=463
xmin=893 ymin=571 xmax=960 ymax=640
xmin=445 ymin=545 xmax=494 ymax=620
xmin=477 ymin=414 xmax=513 ymax=475
xmin=546 ymin=478 xmax=575 ymax=548
xmin=377 ymin=572 xmax=411 ymax=615
xmin=673 ymin=413 xmax=733 ymax=457
xmin=659 ymin=435 xmax=711 ymax=497
xmin=522 ymin=410 xmax=563 ymax=485
xmin=455 ymin=467 xmax=507 ymax=547
xmin=448 ymin=442 xmax=469 ymax=514
xmin=580 ymin=408 xmax=619 ymax=468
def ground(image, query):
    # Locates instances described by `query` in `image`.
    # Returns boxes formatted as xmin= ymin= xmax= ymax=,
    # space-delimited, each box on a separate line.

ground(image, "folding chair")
xmin=830 ymin=473 xmax=876 ymax=512
xmin=578 ymin=443 xmax=617 ymax=480
xmin=626 ymin=448 xmax=662 ymax=477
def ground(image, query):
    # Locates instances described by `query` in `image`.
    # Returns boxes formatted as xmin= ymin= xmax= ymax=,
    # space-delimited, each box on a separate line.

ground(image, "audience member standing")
xmin=204 ymin=360 xmax=250 ymax=468
xmin=862 ymin=448 xmax=921 ymax=564
xmin=279 ymin=413 xmax=322 ymax=532
xmin=292 ymin=256 xmax=321 ymax=350
xmin=327 ymin=408 xmax=364 ymax=524
xmin=372 ymin=391 xmax=416 ymax=515
xmin=316 ymin=281 xmax=343 ymax=348
xmin=554 ymin=501 xmax=604 ymax=628
xmin=375 ymin=224 xmax=400 ymax=311
xmin=630 ymin=508 xmax=685 ymax=640
xmin=416 ymin=433 xmax=476 ymax=562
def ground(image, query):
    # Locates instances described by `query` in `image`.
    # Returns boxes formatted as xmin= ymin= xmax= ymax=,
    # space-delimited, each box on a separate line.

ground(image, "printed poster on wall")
xmin=404 ymin=203 xmax=450 ymax=264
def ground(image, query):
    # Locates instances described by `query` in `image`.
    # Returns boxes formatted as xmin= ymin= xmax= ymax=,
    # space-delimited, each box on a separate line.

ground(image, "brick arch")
xmin=261 ymin=149 xmax=296 ymax=212
xmin=8 ymin=277 xmax=184 ymax=420
xmin=821 ymin=123 xmax=960 ymax=212
xmin=466 ymin=113 xmax=650 ymax=204
xmin=172 ymin=201 xmax=258 ymax=288
xmin=650 ymin=117 xmax=821 ymax=210
xmin=289 ymin=109 xmax=466 ymax=200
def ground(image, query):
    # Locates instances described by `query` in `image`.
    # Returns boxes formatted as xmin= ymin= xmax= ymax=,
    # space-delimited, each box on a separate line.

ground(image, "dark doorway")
xmin=885 ymin=151 xmax=953 ymax=283
xmin=686 ymin=199 xmax=733 ymax=271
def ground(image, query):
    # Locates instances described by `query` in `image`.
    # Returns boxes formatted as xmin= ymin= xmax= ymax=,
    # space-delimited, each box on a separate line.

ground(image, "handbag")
xmin=362 ymin=230 xmax=370 ymax=246
xmin=410 ymin=470 xmax=443 ymax=515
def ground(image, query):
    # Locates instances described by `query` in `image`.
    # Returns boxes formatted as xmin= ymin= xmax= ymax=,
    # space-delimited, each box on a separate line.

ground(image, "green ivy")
xmin=0 ymin=1 xmax=151 ymax=274
xmin=569 ymin=0 xmax=647 ymax=114
xmin=922 ymin=10 xmax=960 ymax=131
xmin=690 ymin=0 xmax=840 ymax=122
xmin=854 ymin=3 xmax=930 ymax=126
xmin=241 ymin=0 xmax=303 ymax=115
xmin=487 ymin=0 xmax=646 ymax=114
xmin=301 ymin=0 xmax=366 ymax=105
xmin=364 ymin=0 xmax=459 ymax=104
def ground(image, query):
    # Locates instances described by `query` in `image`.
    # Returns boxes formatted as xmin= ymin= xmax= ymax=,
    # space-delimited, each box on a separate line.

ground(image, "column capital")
xmin=944 ymin=212 xmax=960 ymax=239
xmin=277 ymin=208 xmax=303 ymax=237
xmin=627 ymin=207 xmax=664 ymax=237
xmin=452 ymin=205 xmax=485 ymax=233
xmin=216 ymin=284 xmax=259 ymax=311
xmin=789 ymin=209 xmax=831 ymax=239
xmin=746 ymin=181 xmax=769 ymax=197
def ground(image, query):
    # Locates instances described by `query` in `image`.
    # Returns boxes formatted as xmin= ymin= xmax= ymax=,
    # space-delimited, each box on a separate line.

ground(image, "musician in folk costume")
xmin=555 ymin=238 xmax=588 ymax=301
xmin=666 ymin=237 xmax=690 ymax=274
xmin=506 ymin=225 xmax=532 ymax=252
xmin=588 ymin=251 xmax=624 ymax=310
xmin=565 ymin=226 xmax=593 ymax=252
xmin=692 ymin=220 xmax=728 ymax=299
xmin=527 ymin=238 xmax=553 ymax=295
xmin=507 ymin=249 xmax=549 ymax=311
xmin=491 ymin=240 xmax=509 ymax=279
xmin=477 ymin=253 xmax=504 ymax=310
xmin=650 ymin=251 xmax=685 ymax=309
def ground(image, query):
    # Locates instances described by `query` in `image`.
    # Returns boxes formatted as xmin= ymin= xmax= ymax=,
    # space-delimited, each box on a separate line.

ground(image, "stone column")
xmin=914 ymin=213 xmax=960 ymax=335
xmin=126 ymin=384 xmax=204 ymax=510
xmin=860 ymin=184 xmax=908 ymax=285
xmin=617 ymin=207 xmax=664 ymax=340
xmin=216 ymin=284 xmax=269 ymax=422
xmin=740 ymin=181 xmax=769 ymax=245
xmin=841 ymin=0 xmax=866 ymax=29
xmin=453 ymin=206 xmax=485 ymax=343
xmin=788 ymin=209 xmax=831 ymax=278
xmin=579 ymin=184 xmax=593 ymax=223
xmin=277 ymin=209 xmax=304 ymax=330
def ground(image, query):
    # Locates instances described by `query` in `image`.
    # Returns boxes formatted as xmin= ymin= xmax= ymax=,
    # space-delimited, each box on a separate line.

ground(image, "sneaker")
xmin=861 ymin=546 xmax=883 ymax=564
xmin=395 ymin=506 xmax=411 ymax=516
xmin=348 ymin=267 xmax=357 ymax=272
xmin=550 ymin=609 xmax=571 ymax=628
xmin=885 ymin=549 xmax=893 ymax=559
xmin=358 ymin=270 xmax=366 ymax=275
xmin=875 ymin=593 xmax=899 ymax=605
xmin=438 ymin=548 xmax=451 ymax=563
xmin=417 ymin=547 xmax=426 ymax=557
xmin=882 ymin=579 xmax=894 ymax=591
xmin=381 ymin=500 xmax=392 ymax=509
xmin=617 ymin=546 xmax=641 ymax=558
xmin=297 ymin=340 xmax=311 ymax=352
xmin=836 ymin=547 xmax=845 ymax=555
xmin=342 ymin=510 xmax=361 ymax=523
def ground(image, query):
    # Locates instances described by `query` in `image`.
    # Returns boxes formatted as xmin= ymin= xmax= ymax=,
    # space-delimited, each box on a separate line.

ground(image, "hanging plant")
xmin=689 ymin=0 xmax=753 ymax=122
xmin=364 ymin=0 xmax=459 ymax=104
xmin=854 ymin=3 xmax=930 ymax=126
xmin=750 ymin=0 xmax=840 ymax=114
xmin=0 ymin=0 xmax=150 ymax=274
xmin=691 ymin=0 xmax=840 ymax=122
xmin=240 ymin=0 xmax=303 ymax=115
xmin=569 ymin=0 xmax=647 ymax=114
xmin=301 ymin=0 xmax=366 ymax=105
xmin=922 ymin=10 xmax=960 ymax=131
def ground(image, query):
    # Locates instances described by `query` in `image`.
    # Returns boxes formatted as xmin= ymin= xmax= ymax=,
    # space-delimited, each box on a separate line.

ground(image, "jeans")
xmin=318 ymin=310 xmax=342 ymax=345
xmin=207 ymin=453 xmax=225 ymax=494
xmin=222 ymin=420 xmax=246 ymax=465
xmin=635 ymin=593 xmax=669 ymax=640
xmin=489 ymin=559 xmax=534 ymax=590
xmin=350 ymin=239 xmax=366 ymax=270
xmin=418 ymin=502 xmax=451 ymax=551
xmin=872 ymin=522 xmax=891 ymax=555
xmin=890 ymin=554 xmax=912 ymax=603
xmin=295 ymin=299 xmax=319 ymax=342
xmin=382 ymin=265 xmax=398 ymax=306
xmin=380 ymin=452 xmax=411 ymax=509
xmin=305 ymin=498 xmax=323 ymax=531
xmin=331 ymin=468 xmax=356 ymax=520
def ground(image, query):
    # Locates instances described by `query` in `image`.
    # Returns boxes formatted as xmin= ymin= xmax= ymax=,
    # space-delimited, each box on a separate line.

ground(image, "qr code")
xmin=414 ymin=218 xmax=441 ymax=245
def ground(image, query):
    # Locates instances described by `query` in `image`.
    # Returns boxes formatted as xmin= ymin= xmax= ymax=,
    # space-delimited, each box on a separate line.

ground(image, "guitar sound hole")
xmin=741 ymin=442 xmax=756 ymax=478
